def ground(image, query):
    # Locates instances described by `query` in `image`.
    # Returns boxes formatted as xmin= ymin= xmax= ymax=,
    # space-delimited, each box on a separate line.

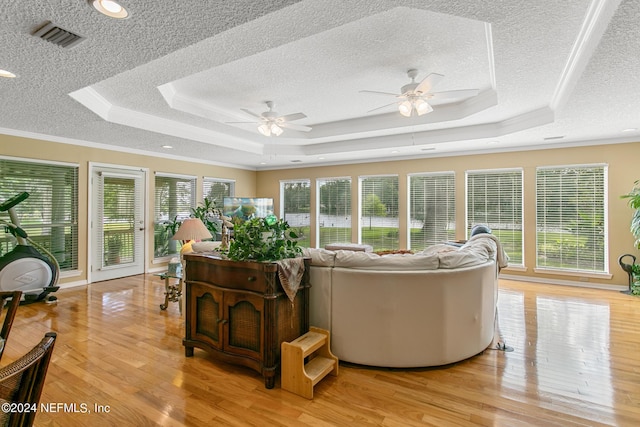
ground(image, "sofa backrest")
xmin=334 ymin=250 xmax=439 ymax=270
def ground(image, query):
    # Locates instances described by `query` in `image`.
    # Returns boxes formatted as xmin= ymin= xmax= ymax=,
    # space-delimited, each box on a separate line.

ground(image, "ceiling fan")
xmin=361 ymin=69 xmax=479 ymax=117
xmin=227 ymin=101 xmax=312 ymax=136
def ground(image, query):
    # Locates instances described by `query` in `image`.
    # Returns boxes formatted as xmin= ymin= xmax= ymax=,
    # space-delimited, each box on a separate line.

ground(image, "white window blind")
xmin=0 ymin=157 xmax=79 ymax=271
xmin=97 ymin=173 xmax=140 ymax=266
xmin=466 ymin=169 xmax=523 ymax=265
xmin=536 ymin=165 xmax=607 ymax=273
xmin=317 ymin=178 xmax=351 ymax=248
xmin=154 ymin=173 xmax=196 ymax=258
xmin=409 ymin=172 xmax=455 ymax=249
xmin=203 ymin=177 xmax=234 ymax=207
xmin=359 ymin=175 xmax=399 ymax=251
xmin=281 ymin=180 xmax=311 ymax=247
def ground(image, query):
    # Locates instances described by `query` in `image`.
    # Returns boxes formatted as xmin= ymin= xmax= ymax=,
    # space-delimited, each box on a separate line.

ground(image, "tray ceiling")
xmin=0 ymin=0 xmax=638 ymax=169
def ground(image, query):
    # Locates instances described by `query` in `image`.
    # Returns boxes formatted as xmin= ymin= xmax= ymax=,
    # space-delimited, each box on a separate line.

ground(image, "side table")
xmin=157 ymin=272 xmax=183 ymax=313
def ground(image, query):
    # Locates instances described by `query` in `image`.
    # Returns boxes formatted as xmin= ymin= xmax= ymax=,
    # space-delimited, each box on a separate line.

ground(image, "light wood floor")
xmin=3 ymin=276 xmax=639 ymax=426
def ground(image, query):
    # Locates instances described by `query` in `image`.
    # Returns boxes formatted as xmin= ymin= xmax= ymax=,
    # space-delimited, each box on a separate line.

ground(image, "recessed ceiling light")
xmin=90 ymin=0 xmax=128 ymax=19
xmin=259 ymin=162 xmax=267 ymax=165
xmin=391 ymin=150 xmax=399 ymax=154
xmin=161 ymin=145 xmax=173 ymax=149
xmin=0 ymin=69 xmax=17 ymax=78
xmin=487 ymin=140 xmax=499 ymax=144
xmin=622 ymin=128 xmax=637 ymax=132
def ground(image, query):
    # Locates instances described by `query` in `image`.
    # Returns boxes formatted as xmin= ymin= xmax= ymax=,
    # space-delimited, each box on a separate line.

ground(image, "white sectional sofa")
xmin=302 ymin=234 xmax=508 ymax=368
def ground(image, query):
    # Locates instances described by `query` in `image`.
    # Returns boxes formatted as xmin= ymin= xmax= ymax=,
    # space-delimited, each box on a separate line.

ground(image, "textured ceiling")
xmin=1 ymin=0 xmax=638 ymax=170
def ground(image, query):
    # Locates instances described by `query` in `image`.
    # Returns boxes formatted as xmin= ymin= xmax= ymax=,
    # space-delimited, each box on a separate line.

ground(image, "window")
xmin=409 ymin=172 xmax=455 ymax=250
xmin=154 ymin=173 xmax=196 ymax=258
xmin=536 ymin=165 xmax=607 ymax=273
xmin=359 ymin=175 xmax=399 ymax=251
xmin=317 ymin=177 xmax=351 ymax=248
xmin=466 ymin=169 xmax=523 ymax=265
xmin=0 ymin=157 xmax=79 ymax=272
xmin=203 ymin=177 xmax=234 ymax=208
xmin=280 ymin=180 xmax=311 ymax=247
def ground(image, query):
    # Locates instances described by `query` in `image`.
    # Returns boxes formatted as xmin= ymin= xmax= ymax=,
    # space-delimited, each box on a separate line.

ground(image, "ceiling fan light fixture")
xmin=414 ymin=99 xmax=433 ymax=115
xmin=398 ymin=100 xmax=413 ymax=117
xmin=270 ymin=123 xmax=283 ymax=136
xmin=258 ymin=123 xmax=271 ymax=136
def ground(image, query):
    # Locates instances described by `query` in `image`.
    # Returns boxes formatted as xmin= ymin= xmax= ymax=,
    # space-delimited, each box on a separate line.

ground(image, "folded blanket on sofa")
xmin=438 ymin=233 xmax=509 ymax=269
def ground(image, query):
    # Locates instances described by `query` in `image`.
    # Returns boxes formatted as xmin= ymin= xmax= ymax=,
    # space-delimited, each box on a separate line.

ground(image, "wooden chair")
xmin=0 ymin=292 xmax=22 ymax=362
xmin=0 ymin=332 xmax=57 ymax=427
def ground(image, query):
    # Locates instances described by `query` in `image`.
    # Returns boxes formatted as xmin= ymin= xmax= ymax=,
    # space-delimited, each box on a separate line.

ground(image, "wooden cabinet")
xmin=183 ymin=255 xmax=310 ymax=389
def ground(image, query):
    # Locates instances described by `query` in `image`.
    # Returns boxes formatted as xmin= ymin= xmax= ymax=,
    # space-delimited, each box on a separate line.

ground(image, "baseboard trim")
xmin=499 ymin=273 xmax=625 ymax=291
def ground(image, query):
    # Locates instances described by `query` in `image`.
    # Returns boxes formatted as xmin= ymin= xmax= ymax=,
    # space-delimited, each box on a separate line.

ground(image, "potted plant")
xmin=105 ymin=234 xmax=122 ymax=265
xmin=619 ymin=181 xmax=640 ymax=294
xmin=225 ymin=215 xmax=302 ymax=262
xmin=162 ymin=197 xmax=221 ymax=243
xmin=189 ymin=197 xmax=221 ymax=239
xmin=621 ymin=180 xmax=640 ymax=248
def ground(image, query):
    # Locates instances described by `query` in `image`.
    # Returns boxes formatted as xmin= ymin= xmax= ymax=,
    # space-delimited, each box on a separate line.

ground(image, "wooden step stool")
xmin=281 ymin=326 xmax=338 ymax=399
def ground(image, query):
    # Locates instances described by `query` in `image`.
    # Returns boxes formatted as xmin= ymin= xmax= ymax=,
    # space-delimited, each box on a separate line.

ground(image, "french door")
xmin=90 ymin=165 xmax=146 ymax=282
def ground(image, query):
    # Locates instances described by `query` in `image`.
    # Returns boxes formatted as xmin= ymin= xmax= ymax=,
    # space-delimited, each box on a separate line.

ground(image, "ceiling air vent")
xmin=32 ymin=21 xmax=84 ymax=48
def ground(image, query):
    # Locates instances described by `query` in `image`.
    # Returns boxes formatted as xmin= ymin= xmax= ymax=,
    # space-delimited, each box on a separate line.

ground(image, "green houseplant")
xmin=226 ymin=215 xmax=302 ymax=262
xmin=163 ymin=197 xmax=220 ymax=242
xmin=189 ymin=197 xmax=221 ymax=238
xmin=621 ymin=180 xmax=640 ymax=248
xmin=620 ymin=181 xmax=640 ymax=295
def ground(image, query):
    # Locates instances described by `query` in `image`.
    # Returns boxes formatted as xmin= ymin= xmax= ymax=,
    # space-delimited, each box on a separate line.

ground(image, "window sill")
xmin=502 ymin=265 xmax=527 ymax=272
xmin=533 ymin=268 xmax=612 ymax=280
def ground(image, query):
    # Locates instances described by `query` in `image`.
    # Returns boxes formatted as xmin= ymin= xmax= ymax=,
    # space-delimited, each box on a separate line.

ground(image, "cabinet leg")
xmin=185 ymin=347 xmax=194 ymax=357
xmin=265 ymin=375 xmax=275 ymax=389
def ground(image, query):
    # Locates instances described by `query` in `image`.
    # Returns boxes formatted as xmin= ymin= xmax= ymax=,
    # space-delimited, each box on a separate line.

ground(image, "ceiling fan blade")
xmin=428 ymin=88 xmax=480 ymax=101
xmin=360 ymin=90 xmax=402 ymax=97
xmin=415 ymin=73 xmax=444 ymax=94
xmin=225 ymin=121 xmax=256 ymax=124
xmin=279 ymin=122 xmax=312 ymax=132
xmin=367 ymin=101 xmax=400 ymax=113
xmin=240 ymin=108 xmax=261 ymax=119
xmin=278 ymin=112 xmax=307 ymax=122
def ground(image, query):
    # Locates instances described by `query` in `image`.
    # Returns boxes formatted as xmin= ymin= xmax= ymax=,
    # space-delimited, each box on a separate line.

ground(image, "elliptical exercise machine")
xmin=0 ymin=192 xmax=59 ymax=303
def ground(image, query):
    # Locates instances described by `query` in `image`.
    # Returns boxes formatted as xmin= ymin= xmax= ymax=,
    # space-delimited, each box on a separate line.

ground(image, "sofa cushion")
xmin=334 ymin=250 xmax=439 ymax=270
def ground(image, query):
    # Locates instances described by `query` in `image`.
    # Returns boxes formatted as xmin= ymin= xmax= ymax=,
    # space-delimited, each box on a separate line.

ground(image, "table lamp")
xmin=172 ymin=218 xmax=212 ymax=254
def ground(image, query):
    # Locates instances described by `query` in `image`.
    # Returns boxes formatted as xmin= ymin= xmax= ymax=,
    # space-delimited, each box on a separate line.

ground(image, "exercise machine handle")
xmin=0 ymin=192 xmax=29 ymax=212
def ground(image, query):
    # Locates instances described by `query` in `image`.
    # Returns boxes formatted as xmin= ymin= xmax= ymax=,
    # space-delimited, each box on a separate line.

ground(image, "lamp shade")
xmin=172 ymin=218 xmax=212 ymax=241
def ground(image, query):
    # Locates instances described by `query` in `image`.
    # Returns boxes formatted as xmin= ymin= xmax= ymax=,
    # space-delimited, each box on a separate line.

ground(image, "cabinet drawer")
xmin=209 ymin=264 xmax=269 ymax=293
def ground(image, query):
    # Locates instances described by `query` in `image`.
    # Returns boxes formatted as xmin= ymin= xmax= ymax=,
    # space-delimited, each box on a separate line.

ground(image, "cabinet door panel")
xmin=224 ymin=291 xmax=264 ymax=359
xmin=191 ymin=283 xmax=223 ymax=350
